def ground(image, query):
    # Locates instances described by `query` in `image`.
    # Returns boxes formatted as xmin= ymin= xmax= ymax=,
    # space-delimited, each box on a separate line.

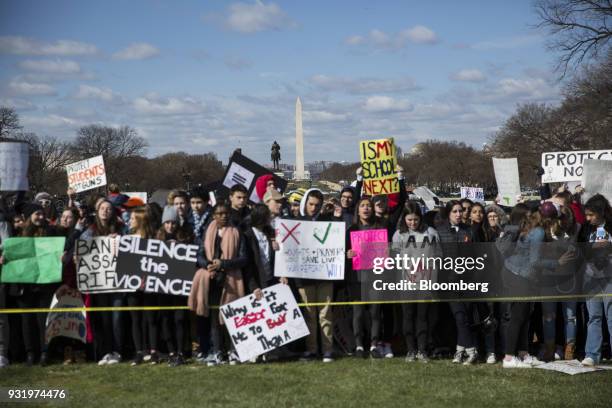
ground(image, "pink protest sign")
xmin=350 ymin=229 xmax=388 ymax=270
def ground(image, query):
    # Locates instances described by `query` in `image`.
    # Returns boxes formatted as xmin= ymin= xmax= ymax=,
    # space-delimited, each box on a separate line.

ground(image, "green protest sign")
xmin=1 ymin=237 xmax=65 ymax=284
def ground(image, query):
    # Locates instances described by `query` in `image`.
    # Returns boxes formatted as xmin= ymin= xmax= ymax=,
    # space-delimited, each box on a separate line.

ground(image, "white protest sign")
xmin=493 ymin=158 xmax=521 ymax=206
xmin=542 ymin=150 xmax=612 ymax=183
xmin=76 ymin=237 xmax=131 ymax=293
xmin=582 ymin=159 xmax=612 ymax=202
xmin=413 ymin=186 xmax=439 ymax=210
xmin=123 ymin=192 xmax=148 ymax=203
xmin=66 ymin=155 xmax=107 ymax=193
xmin=460 ymin=187 xmax=484 ymax=203
xmin=221 ymin=283 xmax=309 ymax=362
xmin=535 ymin=360 xmax=612 ymax=375
xmin=45 ymin=291 xmax=87 ymax=344
xmin=274 ymin=219 xmax=345 ymax=280
xmin=0 ymin=142 xmax=29 ymax=191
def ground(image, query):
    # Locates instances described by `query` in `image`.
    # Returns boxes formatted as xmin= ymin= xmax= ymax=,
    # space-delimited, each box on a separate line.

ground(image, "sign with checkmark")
xmin=274 ymin=219 xmax=346 ymax=280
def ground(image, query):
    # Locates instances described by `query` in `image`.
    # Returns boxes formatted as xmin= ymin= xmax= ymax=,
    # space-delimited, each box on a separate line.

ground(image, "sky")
xmin=0 ymin=0 xmax=563 ymax=165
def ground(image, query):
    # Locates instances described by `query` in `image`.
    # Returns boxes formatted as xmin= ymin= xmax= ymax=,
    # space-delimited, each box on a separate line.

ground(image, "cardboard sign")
xmin=75 ymin=237 xmax=132 ymax=294
xmin=350 ymin=229 xmax=388 ymax=270
xmin=542 ymin=150 xmax=612 ymax=183
xmin=45 ymin=291 xmax=87 ymax=344
xmin=0 ymin=237 xmax=65 ymax=284
xmin=535 ymin=360 xmax=612 ymax=375
xmin=221 ymin=283 xmax=309 ymax=362
xmin=0 ymin=141 xmax=29 ymax=191
xmin=492 ymin=158 xmax=521 ymax=206
xmin=115 ymin=236 xmax=199 ymax=296
xmin=221 ymin=152 xmax=287 ymax=203
xmin=66 ymin=155 xmax=107 ymax=193
xmin=359 ymin=138 xmax=399 ymax=195
xmin=274 ymin=219 xmax=345 ymax=280
xmin=582 ymin=159 xmax=612 ymax=202
xmin=460 ymin=187 xmax=484 ymax=203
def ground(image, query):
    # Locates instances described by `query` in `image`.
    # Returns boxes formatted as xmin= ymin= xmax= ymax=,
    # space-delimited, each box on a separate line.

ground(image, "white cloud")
xmin=303 ymin=110 xmax=348 ymax=123
xmin=72 ymin=85 xmax=118 ymax=102
xmin=364 ymin=96 xmax=413 ymax=112
xmin=496 ymin=77 xmax=555 ymax=99
xmin=18 ymin=59 xmax=81 ymax=74
xmin=8 ymin=80 xmax=56 ymax=96
xmin=345 ymin=25 xmax=439 ymax=51
xmin=310 ymin=74 xmax=419 ymax=94
xmin=0 ymin=36 xmax=97 ymax=56
xmin=21 ymin=114 xmax=80 ymax=129
xmin=398 ymin=25 xmax=438 ymax=45
xmin=471 ymin=34 xmax=542 ymax=50
xmin=113 ymin=43 xmax=160 ymax=60
xmin=133 ymin=94 xmax=205 ymax=115
xmin=451 ymin=69 xmax=486 ymax=82
xmin=225 ymin=1 xmax=295 ymax=33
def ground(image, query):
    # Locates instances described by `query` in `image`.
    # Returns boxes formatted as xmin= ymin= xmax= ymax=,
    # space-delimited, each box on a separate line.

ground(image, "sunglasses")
xmin=39 ymin=199 xmax=51 ymax=205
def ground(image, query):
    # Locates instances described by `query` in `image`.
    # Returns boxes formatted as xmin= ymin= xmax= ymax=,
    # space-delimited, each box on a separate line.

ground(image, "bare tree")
xmin=72 ymin=125 xmax=147 ymax=160
xmin=535 ymin=0 xmax=612 ymax=75
xmin=0 ymin=107 xmax=23 ymax=137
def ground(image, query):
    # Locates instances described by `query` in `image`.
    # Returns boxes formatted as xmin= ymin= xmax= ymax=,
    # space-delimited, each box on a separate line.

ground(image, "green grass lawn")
xmin=1 ymin=358 xmax=611 ymax=407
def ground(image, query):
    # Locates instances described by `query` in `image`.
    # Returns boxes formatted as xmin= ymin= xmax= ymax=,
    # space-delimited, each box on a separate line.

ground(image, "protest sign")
xmin=0 ymin=141 xmax=29 ymax=191
xmin=460 ymin=187 xmax=484 ymax=203
xmin=45 ymin=291 xmax=87 ymax=344
xmin=492 ymin=158 xmax=521 ymax=206
xmin=412 ymin=186 xmax=439 ymax=210
xmin=359 ymin=138 xmax=399 ymax=196
xmin=115 ymin=236 xmax=199 ymax=296
xmin=350 ymin=229 xmax=388 ymax=270
xmin=582 ymin=159 xmax=612 ymax=202
xmin=221 ymin=152 xmax=287 ymax=203
xmin=76 ymin=237 xmax=131 ymax=294
xmin=0 ymin=237 xmax=65 ymax=284
xmin=274 ymin=219 xmax=345 ymax=280
xmin=541 ymin=150 xmax=612 ymax=183
xmin=123 ymin=191 xmax=148 ymax=203
xmin=221 ymin=283 xmax=309 ymax=363
xmin=535 ymin=360 xmax=612 ymax=375
xmin=66 ymin=155 xmax=107 ymax=193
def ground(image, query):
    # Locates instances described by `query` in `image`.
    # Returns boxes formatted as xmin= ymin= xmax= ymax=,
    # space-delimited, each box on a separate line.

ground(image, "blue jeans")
xmin=542 ymin=301 xmax=577 ymax=344
xmin=585 ymin=280 xmax=612 ymax=363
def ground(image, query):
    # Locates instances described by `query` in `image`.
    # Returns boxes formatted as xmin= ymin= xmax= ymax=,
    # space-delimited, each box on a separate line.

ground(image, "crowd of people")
xmin=0 ymin=167 xmax=610 ymax=371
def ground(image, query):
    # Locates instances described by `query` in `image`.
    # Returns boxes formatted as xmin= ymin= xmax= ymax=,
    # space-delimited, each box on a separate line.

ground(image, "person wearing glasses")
xmin=34 ymin=192 xmax=57 ymax=225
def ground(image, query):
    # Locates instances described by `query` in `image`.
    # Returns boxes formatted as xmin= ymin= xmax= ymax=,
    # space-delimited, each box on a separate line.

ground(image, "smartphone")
xmin=596 ymin=227 xmax=608 ymax=240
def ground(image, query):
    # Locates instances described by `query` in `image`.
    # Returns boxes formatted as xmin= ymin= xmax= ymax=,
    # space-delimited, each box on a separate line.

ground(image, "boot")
xmin=564 ymin=342 xmax=576 ymax=361
xmin=542 ymin=342 xmax=556 ymax=362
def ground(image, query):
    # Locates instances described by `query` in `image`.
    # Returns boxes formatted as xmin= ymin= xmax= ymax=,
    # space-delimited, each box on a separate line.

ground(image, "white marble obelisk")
xmin=294 ymin=97 xmax=305 ymax=180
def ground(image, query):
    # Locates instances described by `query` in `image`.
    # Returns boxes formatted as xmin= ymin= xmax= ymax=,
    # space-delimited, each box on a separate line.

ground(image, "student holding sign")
xmin=190 ymin=202 xmax=247 ymax=366
xmin=0 ymin=203 xmax=61 ymax=366
xmin=346 ymin=197 xmax=385 ymax=358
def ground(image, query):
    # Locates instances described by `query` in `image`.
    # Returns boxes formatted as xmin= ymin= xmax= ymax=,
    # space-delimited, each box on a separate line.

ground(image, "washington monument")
xmin=294 ymin=97 xmax=305 ymax=180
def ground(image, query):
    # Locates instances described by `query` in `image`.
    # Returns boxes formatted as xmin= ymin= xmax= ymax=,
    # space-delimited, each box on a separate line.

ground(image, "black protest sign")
xmin=221 ymin=152 xmax=287 ymax=203
xmin=115 ymin=236 xmax=199 ymax=296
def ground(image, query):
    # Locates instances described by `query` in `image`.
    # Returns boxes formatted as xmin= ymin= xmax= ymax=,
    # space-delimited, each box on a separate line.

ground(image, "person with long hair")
xmin=157 ymin=206 xmax=195 ymax=366
xmin=79 ymin=199 xmax=124 ymax=366
xmin=469 ymin=202 xmax=488 ymax=242
xmin=190 ymin=202 xmax=247 ymax=366
xmin=579 ymin=194 xmax=612 ymax=366
xmin=393 ymin=202 xmax=440 ymax=363
xmin=346 ymin=197 xmax=384 ymax=358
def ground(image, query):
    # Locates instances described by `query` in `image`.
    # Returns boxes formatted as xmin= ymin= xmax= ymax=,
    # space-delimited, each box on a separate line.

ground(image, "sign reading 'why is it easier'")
xmin=221 ymin=283 xmax=309 ymax=363
xmin=359 ymin=138 xmax=399 ymax=196
xmin=66 ymin=155 xmax=107 ymax=193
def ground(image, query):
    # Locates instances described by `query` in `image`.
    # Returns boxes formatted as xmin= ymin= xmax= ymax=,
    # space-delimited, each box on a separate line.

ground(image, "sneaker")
xmin=370 ymin=344 xmax=384 ymax=359
xmin=416 ymin=351 xmax=429 ymax=363
xmin=299 ymin=352 xmax=316 ymax=362
xmin=354 ymin=346 xmax=365 ymax=359
xmin=463 ymin=351 xmax=478 ymax=365
xmin=322 ymin=352 xmax=334 ymax=363
xmin=149 ymin=352 xmax=160 ymax=365
xmin=521 ymin=354 xmax=543 ymax=367
xmin=486 ymin=353 xmax=497 ymax=364
xmin=228 ymin=351 xmax=240 ymax=366
xmin=382 ymin=342 xmax=394 ymax=358
xmin=98 ymin=353 xmax=112 ymax=366
xmin=131 ymin=351 xmax=144 ymax=366
xmin=452 ymin=350 xmax=465 ymax=364
xmin=581 ymin=357 xmax=595 ymax=367
xmin=0 ymin=355 xmax=9 ymax=368
xmin=107 ymin=352 xmax=121 ymax=365
xmin=207 ymin=352 xmax=225 ymax=367
xmin=169 ymin=353 xmax=185 ymax=367
xmin=143 ymin=353 xmax=151 ymax=362
xmin=503 ymin=356 xmax=532 ymax=368
xmin=405 ymin=351 xmax=416 ymax=362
